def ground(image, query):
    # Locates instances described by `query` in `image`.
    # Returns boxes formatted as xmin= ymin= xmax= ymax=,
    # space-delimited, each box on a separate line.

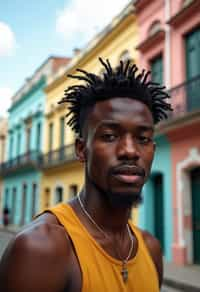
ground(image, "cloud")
xmin=0 ymin=22 xmax=16 ymax=57
xmin=0 ymin=87 xmax=13 ymax=116
xmin=56 ymin=0 xmax=130 ymax=51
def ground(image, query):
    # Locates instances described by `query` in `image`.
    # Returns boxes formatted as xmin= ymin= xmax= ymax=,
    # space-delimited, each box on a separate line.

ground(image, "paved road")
xmin=161 ymin=287 xmax=182 ymax=292
xmin=0 ymin=229 xmax=15 ymax=258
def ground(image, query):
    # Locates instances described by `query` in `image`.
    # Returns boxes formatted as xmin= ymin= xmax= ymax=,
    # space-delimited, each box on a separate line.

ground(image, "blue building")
xmin=0 ymin=57 xmax=69 ymax=225
xmin=138 ymin=135 xmax=173 ymax=261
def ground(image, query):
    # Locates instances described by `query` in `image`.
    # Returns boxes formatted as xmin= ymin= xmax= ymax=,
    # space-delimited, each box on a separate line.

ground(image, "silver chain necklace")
xmin=77 ymin=194 xmax=134 ymax=283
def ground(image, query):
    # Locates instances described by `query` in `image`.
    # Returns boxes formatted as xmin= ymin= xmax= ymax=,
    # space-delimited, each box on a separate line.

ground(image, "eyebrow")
xmin=95 ymin=120 xmax=154 ymax=132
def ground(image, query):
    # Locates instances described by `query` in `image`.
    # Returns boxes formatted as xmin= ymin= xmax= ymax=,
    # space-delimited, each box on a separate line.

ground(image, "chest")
xmin=65 ymin=246 xmax=159 ymax=292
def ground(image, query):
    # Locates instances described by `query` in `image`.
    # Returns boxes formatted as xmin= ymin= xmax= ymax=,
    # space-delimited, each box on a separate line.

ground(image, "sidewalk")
xmin=0 ymin=227 xmax=16 ymax=258
xmin=164 ymin=261 xmax=200 ymax=292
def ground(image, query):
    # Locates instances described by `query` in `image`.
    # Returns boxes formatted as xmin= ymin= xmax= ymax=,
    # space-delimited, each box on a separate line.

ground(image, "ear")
xmin=75 ymin=137 xmax=86 ymax=162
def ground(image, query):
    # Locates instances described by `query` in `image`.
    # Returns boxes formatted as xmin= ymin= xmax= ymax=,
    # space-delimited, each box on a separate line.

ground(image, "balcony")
xmin=0 ymin=150 xmax=42 ymax=176
xmin=41 ymin=144 xmax=76 ymax=169
xmin=169 ymin=75 xmax=200 ymax=119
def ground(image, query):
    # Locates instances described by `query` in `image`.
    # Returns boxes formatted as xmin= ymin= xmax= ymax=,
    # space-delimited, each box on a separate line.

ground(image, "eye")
xmin=138 ymin=136 xmax=152 ymax=145
xmin=101 ymin=133 xmax=117 ymax=142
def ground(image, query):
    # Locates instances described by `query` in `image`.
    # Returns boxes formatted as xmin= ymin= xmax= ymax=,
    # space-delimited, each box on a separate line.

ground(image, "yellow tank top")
xmin=48 ymin=203 xmax=159 ymax=292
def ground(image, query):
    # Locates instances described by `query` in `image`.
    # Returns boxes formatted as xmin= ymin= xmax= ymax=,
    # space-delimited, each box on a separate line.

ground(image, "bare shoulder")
xmin=140 ymin=229 xmax=163 ymax=288
xmin=0 ymin=213 xmax=73 ymax=292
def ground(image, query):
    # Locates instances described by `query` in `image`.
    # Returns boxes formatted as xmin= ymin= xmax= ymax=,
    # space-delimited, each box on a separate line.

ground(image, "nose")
xmin=117 ymin=134 xmax=140 ymax=161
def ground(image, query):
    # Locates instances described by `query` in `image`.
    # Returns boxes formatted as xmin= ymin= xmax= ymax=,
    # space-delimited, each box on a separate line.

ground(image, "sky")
xmin=0 ymin=0 xmax=130 ymax=117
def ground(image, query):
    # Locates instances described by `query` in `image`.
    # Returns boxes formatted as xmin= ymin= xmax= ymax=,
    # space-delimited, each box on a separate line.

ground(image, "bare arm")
xmin=0 ymin=219 xmax=72 ymax=292
xmin=142 ymin=230 xmax=163 ymax=288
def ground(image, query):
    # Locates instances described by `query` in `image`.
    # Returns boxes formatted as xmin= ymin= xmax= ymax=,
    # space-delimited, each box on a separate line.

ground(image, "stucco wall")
xmin=138 ymin=134 xmax=173 ymax=261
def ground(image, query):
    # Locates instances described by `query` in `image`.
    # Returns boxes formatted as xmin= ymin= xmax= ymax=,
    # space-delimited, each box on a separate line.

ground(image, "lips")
xmin=115 ymin=174 xmax=143 ymax=184
xmin=111 ymin=165 xmax=145 ymax=184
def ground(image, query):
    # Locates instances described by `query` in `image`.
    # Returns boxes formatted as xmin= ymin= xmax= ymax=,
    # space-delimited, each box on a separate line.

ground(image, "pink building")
xmin=135 ymin=0 xmax=200 ymax=265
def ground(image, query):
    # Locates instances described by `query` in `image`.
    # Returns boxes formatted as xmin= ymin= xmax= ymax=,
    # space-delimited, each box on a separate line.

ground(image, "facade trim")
xmin=176 ymin=147 xmax=200 ymax=263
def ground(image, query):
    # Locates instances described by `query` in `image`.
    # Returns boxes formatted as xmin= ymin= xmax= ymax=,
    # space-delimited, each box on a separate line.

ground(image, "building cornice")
xmin=135 ymin=0 xmax=149 ymax=12
xmin=136 ymin=29 xmax=165 ymax=53
xmin=155 ymin=110 xmax=200 ymax=136
xmin=45 ymin=2 xmax=136 ymax=93
xmin=168 ymin=0 xmax=200 ymax=27
xmin=9 ymin=76 xmax=46 ymax=113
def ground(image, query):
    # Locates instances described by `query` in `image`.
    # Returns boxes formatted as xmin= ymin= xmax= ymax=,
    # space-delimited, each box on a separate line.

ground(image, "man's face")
xmin=77 ymin=97 xmax=155 ymax=207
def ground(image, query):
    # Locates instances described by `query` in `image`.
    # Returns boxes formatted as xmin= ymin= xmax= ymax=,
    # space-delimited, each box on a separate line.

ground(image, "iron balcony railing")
xmin=168 ymin=75 xmax=200 ymax=119
xmin=40 ymin=143 xmax=76 ymax=169
xmin=0 ymin=150 xmax=42 ymax=176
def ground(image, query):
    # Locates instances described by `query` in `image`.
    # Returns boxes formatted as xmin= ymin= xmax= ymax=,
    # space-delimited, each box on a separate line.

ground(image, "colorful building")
xmin=135 ymin=0 xmax=200 ymax=264
xmin=40 ymin=2 xmax=139 ymax=226
xmin=0 ymin=117 xmax=8 ymax=223
xmin=0 ymin=57 xmax=69 ymax=226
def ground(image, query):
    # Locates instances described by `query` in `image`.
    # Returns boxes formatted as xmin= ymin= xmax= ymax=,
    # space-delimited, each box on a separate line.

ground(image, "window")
xmin=11 ymin=187 xmax=17 ymax=224
xmin=148 ymin=20 xmax=161 ymax=37
xmin=185 ymin=27 xmax=200 ymax=80
xmin=4 ymin=188 xmax=9 ymax=206
xmin=118 ymin=50 xmax=134 ymax=71
xmin=9 ymin=135 xmax=13 ymax=160
xmin=17 ymin=132 xmax=21 ymax=157
xmin=99 ymin=68 xmax=105 ymax=77
xmin=21 ymin=184 xmax=27 ymax=225
xmin=0 ymin=135 xmax=5 ymax=162
xmin=45 ymin=188 xmax=51 ymax=207
xmin=119 ymin=50 xmax=132 ymax=63
xmin=183 ymin=0 xmax=194 ymax=8
xmin=185 ymin=28 xmax=200 ymax=111
xmin=36 ymin=123 xmax=41 ymax=151
xmin=31 ymin=184 xmax=37 ymax=217
xmin=49 ymin=123 xmax=54 ymax=152
xmin=150 ymin=55 xmax=163 ymax=85
xmin=60 ymin=117 xmax=65 ymax=147
xmin=69 ymin=184 xmax=78 ymax=199
xmin=26 ymin=128 xmax=31 ymax=153
xmin=59 ymin=117 xmax=65 ymax=160
xmin=55 ymin=187 xmax=63 ymax=203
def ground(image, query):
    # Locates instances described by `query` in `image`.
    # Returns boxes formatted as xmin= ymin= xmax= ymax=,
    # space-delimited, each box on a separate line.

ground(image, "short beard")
xmin=106 ymin=191 xmax=142 ymax=208
xmin=86 ymin=170 xmax=143 ymax=209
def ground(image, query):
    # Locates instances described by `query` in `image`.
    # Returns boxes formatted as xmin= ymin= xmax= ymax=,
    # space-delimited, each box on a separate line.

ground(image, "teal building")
xmin=138 ymin=135 xmax=173 ymax=261
xmin=0 ymin=57 xmax=68 ymax=225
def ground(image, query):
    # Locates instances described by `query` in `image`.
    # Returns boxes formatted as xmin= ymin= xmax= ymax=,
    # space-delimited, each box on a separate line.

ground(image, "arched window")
xmin=69 ymin=184 xmax=78 ymax=199
xmin=148 ymin=20 xmax=161 ymax=37
xmin=55 ymin=186 xmax=63 ymax=203
xmin=99 ymin=68 xmax=105 ymax=77
xmin=119 ymin=50 xmax=133 ymax=64
xmin=44 ymin=187 xmax=51 ymax=208
xmin=182 ymin=0 xmax=193 ymax=8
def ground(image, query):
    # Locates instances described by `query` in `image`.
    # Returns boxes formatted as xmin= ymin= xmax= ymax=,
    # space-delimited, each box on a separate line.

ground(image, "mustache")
xmin=110 ymin=163 xmax=146 ymax=177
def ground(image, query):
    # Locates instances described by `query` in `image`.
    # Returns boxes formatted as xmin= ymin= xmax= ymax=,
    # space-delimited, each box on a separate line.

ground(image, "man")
xmin=0 ymin=59 xmax=172 ymax=291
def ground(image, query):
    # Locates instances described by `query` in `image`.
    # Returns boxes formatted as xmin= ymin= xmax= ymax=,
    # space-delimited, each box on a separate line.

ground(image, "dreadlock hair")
xmin=58 ymin=58 xmax=172 ymax=137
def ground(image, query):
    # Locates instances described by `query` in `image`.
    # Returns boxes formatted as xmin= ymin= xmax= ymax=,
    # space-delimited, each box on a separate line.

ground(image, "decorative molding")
xmin=136 ymin=29 xmax=165 ymax=53
xmin=176 ymin=147 xmax=200 ymax=263
xmin=168 ymin=0 xmax=200 ymax=27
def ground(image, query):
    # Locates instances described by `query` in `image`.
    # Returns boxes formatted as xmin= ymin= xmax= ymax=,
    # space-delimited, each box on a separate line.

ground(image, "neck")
xmin=79 ymin=186 xmax=132 ymax=234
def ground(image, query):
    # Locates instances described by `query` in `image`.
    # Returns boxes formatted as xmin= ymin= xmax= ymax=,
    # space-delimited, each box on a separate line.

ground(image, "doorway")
xmin=153 ymin=174 xmax=165 ymax=251
xmin=55 ymin=186 xmax=63 ymax=203
xmin=191 ymin=167 xmax=200 ymax=264
xmin=21 ymin=184 xmax=27 ymax=225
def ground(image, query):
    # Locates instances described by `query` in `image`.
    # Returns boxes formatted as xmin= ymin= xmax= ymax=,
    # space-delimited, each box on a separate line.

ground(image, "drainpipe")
xmin=165 ymin=0 xmax=171 ymax=89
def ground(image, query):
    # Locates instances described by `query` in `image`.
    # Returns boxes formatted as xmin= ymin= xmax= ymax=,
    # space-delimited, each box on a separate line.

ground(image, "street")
xmin=0 ymin=228 xmax=14 ymax=259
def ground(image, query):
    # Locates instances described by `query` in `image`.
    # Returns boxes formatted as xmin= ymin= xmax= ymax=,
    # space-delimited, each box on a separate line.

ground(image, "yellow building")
xmin=40 ymin=2 xmax=139 ymax=222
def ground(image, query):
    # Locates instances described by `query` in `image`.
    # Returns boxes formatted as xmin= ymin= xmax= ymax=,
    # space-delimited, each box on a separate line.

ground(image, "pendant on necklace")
xmin=121 ymin=262 xmax=128 ymax=283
